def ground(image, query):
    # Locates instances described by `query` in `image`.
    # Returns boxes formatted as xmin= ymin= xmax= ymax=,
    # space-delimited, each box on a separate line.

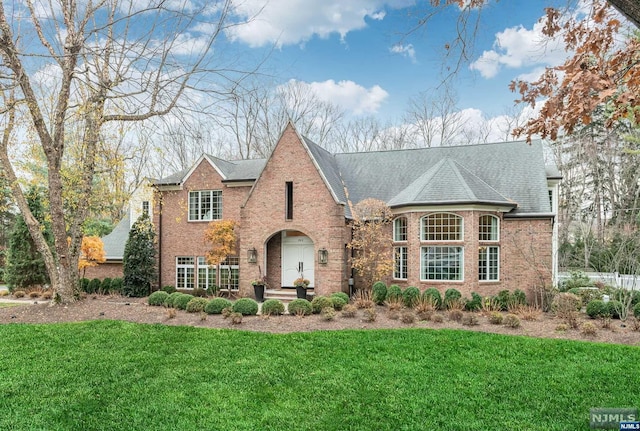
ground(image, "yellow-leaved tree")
xmin=204 ymin=220 xmax=238 ymax=291
xmin=78 ymin=236 xmax=106 ymax=278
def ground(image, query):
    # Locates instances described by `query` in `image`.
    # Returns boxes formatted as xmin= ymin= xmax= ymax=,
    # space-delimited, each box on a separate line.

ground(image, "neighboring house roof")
xmin=155 ymin=133 xmax=556 ymax=218
xmin=101 ymin=212 xmax=130 ymax=260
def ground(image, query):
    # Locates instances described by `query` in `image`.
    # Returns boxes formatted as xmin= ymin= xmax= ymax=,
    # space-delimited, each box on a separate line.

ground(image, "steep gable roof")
xmin=101 ymin=212 xmax=130 ymax=260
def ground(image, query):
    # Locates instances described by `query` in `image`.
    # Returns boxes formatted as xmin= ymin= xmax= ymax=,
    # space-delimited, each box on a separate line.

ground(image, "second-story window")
xmin=188 ymin=190 xmax=222 ymax=221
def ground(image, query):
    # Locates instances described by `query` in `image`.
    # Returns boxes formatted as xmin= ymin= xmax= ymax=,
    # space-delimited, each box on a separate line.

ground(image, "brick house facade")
xmin=149 ymin=123 xmax=560 ymax=300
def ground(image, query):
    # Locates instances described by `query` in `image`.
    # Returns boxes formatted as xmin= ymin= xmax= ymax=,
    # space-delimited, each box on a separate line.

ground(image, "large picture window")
xmin=188 ymin=190 xmax=222 ymax=221
xmin=421 ymin=246 xmax=463 ymax=281
xmin=422 ymin=213 xmax=462 ymax=241
xmin=479 ymin=246 xmax=499 ymax=281
xmin=176 ymin=257 xmax=195 ymax=289
xmin=394 ymin=246 xmax=408 ymax=280
xmin=219 ymin=256 xmax=239 ymax=291
xmin=479 ymin=215 xmax=499 ymax=241
xmin=197 ymin=257 xmax=217 ymax=290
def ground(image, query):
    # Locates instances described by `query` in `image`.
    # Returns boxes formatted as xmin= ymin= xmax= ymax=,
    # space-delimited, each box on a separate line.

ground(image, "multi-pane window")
xmin=478 ymin=215 xmax=499 ymax=241
xmin=421 ymin=246 xmax=463 ymax=281
xmin=394 ymin=246 xmax=408 ymax=280
xmin=188 ymin=190 xmax=222 ymax=221
xmin=422 ymin=213 xmax=462 ymax=241
xmin=479 ymin=246 xmax=499 ymax=281
xmin=220 ymin=256 xmax=239 ymax=291
xmin=197 ymin=257 xmax=217 ymax=290
xmin=393 ymin=217 xmax=407 ymax=242
xmin=176 ymin=257 xmax=195 ymax=289
xmin=142 ymin=201 xmax=150 ymax=216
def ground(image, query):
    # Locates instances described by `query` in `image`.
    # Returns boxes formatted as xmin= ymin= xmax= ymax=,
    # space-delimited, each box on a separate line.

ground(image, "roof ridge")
xmin=449 ymin=159 xmax=513 ymax=203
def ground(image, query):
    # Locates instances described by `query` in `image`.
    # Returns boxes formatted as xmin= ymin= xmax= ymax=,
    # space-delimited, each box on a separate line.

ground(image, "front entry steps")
xmin=263 ymin=288 xmax=315 ymax=302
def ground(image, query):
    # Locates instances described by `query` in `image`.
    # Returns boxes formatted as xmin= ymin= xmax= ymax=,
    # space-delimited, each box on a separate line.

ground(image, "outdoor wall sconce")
xmin=318 ymin=248 xmax=328 ymax=264
xmin=247 ymin=248 xmax=257 ymax=263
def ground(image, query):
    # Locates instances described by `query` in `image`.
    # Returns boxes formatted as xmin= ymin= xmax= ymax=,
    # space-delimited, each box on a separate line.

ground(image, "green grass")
xmin=0 ymin=302 xmax=24 ymax=308
xmin=0 ymin=321 xmax=638 ymax=430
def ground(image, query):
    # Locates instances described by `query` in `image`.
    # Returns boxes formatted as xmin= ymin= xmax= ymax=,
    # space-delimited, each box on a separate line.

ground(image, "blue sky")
xmin=222 ymin=0 xmax=572 ymax=123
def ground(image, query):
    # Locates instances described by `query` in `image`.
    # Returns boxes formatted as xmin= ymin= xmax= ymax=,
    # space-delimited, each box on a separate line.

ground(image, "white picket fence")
xmin=558 ymin=272 xmax=640 ymax=290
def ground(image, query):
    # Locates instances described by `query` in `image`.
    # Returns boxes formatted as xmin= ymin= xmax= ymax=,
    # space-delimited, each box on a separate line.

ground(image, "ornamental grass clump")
xmin=422 ymin=288 xmax=442 ymax=309
xmin=148 ymin=291 xmax=169 ymax=306
xmin=232 ymin=298 xmax=259 ymax=316
xmin=186 ymin=297 xmax=209 ymax=313
xmin=261 ymin=299 xmax=285 ymax=316
xmin=205 ymin=297 xmax=232 ymax=315
xmin=462 ymin=314 xmax=479 ymax=326
xmin=362 ymin=307 xmax=377 ymax=322
xmin=488 ymin=312 xmax=503 ymax=325
xmin=443 ymin=288 xmax=462 ymax=309
xmin=580 ymin=322 xmax=598 ymax=337
xmin=400 ymin=310 xmax=416 ymax=324
xmin=341 ymin=304 xmax=357 ymax=318
xmin=503 ymin=313 xmax=521 ymax=328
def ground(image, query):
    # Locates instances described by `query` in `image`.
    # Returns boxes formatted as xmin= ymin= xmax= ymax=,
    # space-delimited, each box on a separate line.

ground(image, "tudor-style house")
xmin=151 ymin=123 xmax=560 ymax=300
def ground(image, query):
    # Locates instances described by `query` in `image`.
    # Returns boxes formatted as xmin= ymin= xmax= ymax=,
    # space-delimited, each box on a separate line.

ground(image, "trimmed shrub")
xmin=331 ymin=296 xmax=347 ymax=311
xmin=232 ymin=298 xmax=259 ymax=316
xmin=287 ymin=299 xmax=312 ymax=316
xmin=586 ymin=300 xmax=607 ymax=319
xmin=110 ymin=278 xmax=123 ymax=294
xmin=372 ymin=281 xmax=388 ymax=305
xmin=161 ymin=285 xmax=177 ymax=294
xmin=443 ymin=288 xmax=462 ymax=309
xmin=148 ymin=291 xmax=169 ymax=306
xmin=186 ymin=297 xmax=208 ymax=313
xmin=341 ymin=304 xmax=357 ymax=318
xmin=101 ymin=278 xmax=112 ymax=294
xmin=164 ymin=292 xmax=183 ymax=308
xmin=402 ymin=286 xmax=421 ymax=308
xmin=488 ymin=312 xmax=503 ymax=325
xmin=362 ymin=307 xmax=377 ymax=322
xmin=331 ymin=292 xmax=350 ymax=304
xmin=634 ymin=302 xmax=640 ymax=319
xmin=495 ymin=290 xmax=511 ymax=311
xmin=511 ymin=289 xmax=527 ymax=307
xmin=387 ymin=284 xmax=403 ymax=301
xmin=174 ymin=294 xmax=194 ymax=310
xmin=205 ymin=298 xmax=232 ymax=315
xmin=88 ymin=278 xmax=102 ymax=294
xmin=422 ymin=288 xmax=442 ymax=309
xmin=261 ymin=299 xmax=285 ymax=316
xmin=311 ymin=296 xmax=333 ymax=314
xmin=465 ymin=292 xmax=482 ymax=311
xmin=606 ymin=300 xmax=624 ymax=319
xmin=321 ymin=307 xmax=336 ymax=321
xmin=580 ymin=322 xmax=598 ymax=337
xmin=503 ymin=313 xmax=521 ymax=328
xmin=80 ymin=278 xmax=90 ymax=293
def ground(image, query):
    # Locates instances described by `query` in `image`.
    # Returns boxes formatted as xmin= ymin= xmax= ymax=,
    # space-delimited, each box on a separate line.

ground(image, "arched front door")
xmin=281 ymin=231 xmax=314 ymax=287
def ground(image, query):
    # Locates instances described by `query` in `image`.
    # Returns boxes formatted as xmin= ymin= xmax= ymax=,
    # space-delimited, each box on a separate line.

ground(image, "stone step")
xmin=263 ymin=289 xmax=315 ymax=302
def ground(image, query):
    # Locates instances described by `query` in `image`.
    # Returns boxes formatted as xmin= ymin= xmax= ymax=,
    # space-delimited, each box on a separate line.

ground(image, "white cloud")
xmin=470 ymin=19 xmax=567 ymax=79
xmin=390 ymin=43 xmax=416 ymax=63
xmin=227 ymin=0 xmax=413 ymax=47
xmin=283 ymin=79 xmax=389 ymax=115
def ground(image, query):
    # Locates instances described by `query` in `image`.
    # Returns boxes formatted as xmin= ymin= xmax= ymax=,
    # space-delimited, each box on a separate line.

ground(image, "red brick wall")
xmin=154 ymin=158 xmax=251 ymax=288
xmin=83 ymin=262 xmax=123 ymax=280
xmin=240 ymin=124 xmax=349 ymax=296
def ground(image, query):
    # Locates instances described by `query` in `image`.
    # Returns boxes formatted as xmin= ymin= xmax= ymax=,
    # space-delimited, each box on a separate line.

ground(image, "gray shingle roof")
xmin=101 ymin=212 xmax=130 ymax=260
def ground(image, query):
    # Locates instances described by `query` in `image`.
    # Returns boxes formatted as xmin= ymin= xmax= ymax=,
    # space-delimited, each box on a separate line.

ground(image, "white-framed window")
xmin=478 ymin=246 xmax=499 ymax=281
xmin=219 ymin=256 xmax=239 ymax=291
xmin=197 ymin=256 xmax=217 ymax=290
xmin=188 ymin=190 xmax=222 ymax=221
xmin=479 ymin=215 xmax=499 ymax=241
xmin=394 ymin=246 xmax=408 ymax=280
xmin=421 ymin=213 xmax=463 ymax=241
xmin=393 ymin=217 xmax=407 ymax=242
xmin=421 ymin=246 xmax=463 ymax=281
xmin=142 ymin=201 xmax=150 ymax=216
xmin=176 ymin=257 xmax=195 ymax=289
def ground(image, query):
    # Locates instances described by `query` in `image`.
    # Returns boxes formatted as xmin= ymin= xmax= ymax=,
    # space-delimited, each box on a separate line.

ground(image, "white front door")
xmin=282 ymin=233 xmax=315 ymax=287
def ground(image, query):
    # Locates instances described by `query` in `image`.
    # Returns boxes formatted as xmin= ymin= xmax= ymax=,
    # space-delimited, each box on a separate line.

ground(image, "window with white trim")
xmin=219 ymin=256 xmax=239 ymax=291
xmin=188 ymin=190 xmax=222 ymax=221
xmin=197 ymin=257 xmax=217 ymax=290
xmin=478 ymin=246 xmax=499 ymax=281
xmin=422 ymin=213 xmax=462 ymax=241
xmin=478 ymin=215 xmax=499 ymax=241
xmin=393 ymin=217 xmax=407 ymax=242
xmin=394 ymin=246 xmax=408 ymax=280
xmin=421 ymin=246 xmax=463 ymax=281
xmin=176 ymin=257 xmax=195 ymax=289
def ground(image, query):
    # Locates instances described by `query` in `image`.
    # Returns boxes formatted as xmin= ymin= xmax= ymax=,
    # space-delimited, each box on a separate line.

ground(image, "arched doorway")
xmin=281 ymin=230 xmax=315 ymax=287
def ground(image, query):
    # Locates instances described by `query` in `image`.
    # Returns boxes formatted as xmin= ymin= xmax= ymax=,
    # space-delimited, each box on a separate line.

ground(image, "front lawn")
xmin=0 ymin=321 xmax=638 ymax=430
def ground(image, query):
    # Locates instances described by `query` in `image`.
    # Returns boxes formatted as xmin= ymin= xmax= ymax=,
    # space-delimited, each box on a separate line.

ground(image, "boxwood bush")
xmin=110 ymin=278 xmax=123 ymax=294
xmin=372 ymin=281 xmax=388 ymax=305
xmin=511 ymin=289 xmax=527 ymax=306
xmin=443 ymin=288 xmax=462 ymax=308
xmin=186 ymin=297 xmax=209 ymax=313
xmin=422 ymin=288 xmax=442 ymax=309
xmin=465 ymin=292 xmax=482 ymax=311
xmin=606 ymin=300 xmax=624 ymax=319
xmin=495 ymin=290 xmax=511 ymax=311
xmin=634 ymin=302 xmax=640 ymax=319
xmin=164 ymin=292 xmax=184 ymax=308
xmin=387 ymin=284 xmax=403 ymax=301
xmin=101 ymin=278 xmax=113 ymax=294
xmin=88 ymin=278 xmax=102 ymax=294
xmin=331 ymin=295 xmax=347 ymax=311
xmin=232 ymin=298 xmax=259 ymax=316
xmin=161 ymin=285 xmax=177 ymax=294
xmin=205 ymin=297 xmax=232 ymax=315
xmin=174 ymin=294 xmax=194 ymax=310
xmin=586 ymin=299 xmax=607 ymax=319
xmin=402 ymin=286 xmax=421 ymax=308
xmin=331 ymin=292 xmax=349 ymax=304
xmin=261 ymin=299 xmax=285 ymax=316
xmin=148 ymin=291 xmax=169 ymax=306
xmin=311 ymin=296 xmax=333 ymax=314
xmin=287 ymin=299 xmax=312 ymax=316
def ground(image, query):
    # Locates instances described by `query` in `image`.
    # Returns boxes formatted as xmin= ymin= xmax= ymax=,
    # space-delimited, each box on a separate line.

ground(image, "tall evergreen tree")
xmin=122 ymin=213 xmax=156 ymax=297
xmin=5 ymin=186 xmax=53 ymax=291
